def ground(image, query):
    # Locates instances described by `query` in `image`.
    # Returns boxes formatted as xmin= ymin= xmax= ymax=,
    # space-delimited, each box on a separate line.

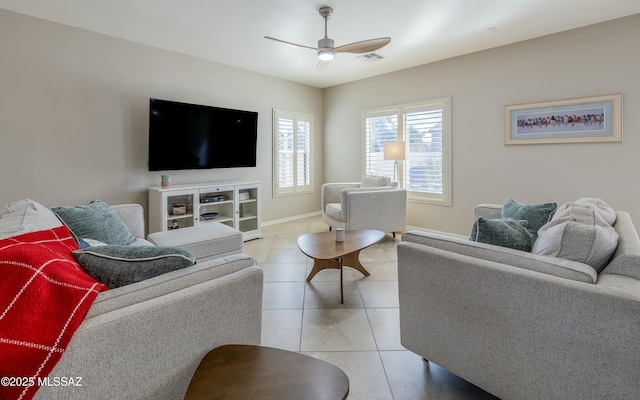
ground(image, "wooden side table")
xmin=184 ymin=345 xmax=349 ymax=400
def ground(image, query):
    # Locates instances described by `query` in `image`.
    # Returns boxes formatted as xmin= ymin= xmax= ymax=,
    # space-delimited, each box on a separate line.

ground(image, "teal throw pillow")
xmin=52 ymin=200 xmax=136 ymax=246
xmin=470 ymin=217 xmax=533 ymax=252
xmin=501 ymin=198 xmax=557 ymax=240
xmin=73 ymin=245 xmax=196 ymax=288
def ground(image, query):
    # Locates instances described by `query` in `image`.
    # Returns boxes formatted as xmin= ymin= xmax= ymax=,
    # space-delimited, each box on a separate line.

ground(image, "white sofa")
xmin=398 ymin=203 xmax=640 ymax=400
xmin=31 ymin=204 xmax=264 ymax=399
xmin=321 ymin=175 xmax=407 ymax=236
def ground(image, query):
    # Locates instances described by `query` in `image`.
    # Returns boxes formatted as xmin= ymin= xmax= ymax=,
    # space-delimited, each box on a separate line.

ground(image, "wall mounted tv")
xmin=148 ymin=98 xmax=258 ymax=171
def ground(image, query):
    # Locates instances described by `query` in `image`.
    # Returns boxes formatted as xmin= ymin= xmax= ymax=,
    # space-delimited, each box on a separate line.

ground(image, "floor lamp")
xmin=383 ymin=141 xmax=406 ymax=185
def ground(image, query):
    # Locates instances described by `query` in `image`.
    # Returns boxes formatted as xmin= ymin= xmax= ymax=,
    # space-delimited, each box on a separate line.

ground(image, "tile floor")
xmin=242 ymin=215 xmax=498 ymax=400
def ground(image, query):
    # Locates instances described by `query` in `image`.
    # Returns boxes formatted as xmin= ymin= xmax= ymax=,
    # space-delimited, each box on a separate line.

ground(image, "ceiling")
xmin=2 ymin=0 xmax=639 ymax=88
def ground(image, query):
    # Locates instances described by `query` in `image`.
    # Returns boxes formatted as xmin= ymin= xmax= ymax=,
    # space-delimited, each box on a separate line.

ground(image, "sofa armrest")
xmin=321 ymin=183 xmax=360 ymax=210
xmin=86 ymin=253 xmax=257 ymax=317
xmin=110 ymin=204 xmax=145 ymax=239
xmin=601 ymin=211 xmax=640 ymax=280
xmin=39 ymin=254 xmax=263 ymax=400
xmin=401 ymin=230 xmax=598 ymax=283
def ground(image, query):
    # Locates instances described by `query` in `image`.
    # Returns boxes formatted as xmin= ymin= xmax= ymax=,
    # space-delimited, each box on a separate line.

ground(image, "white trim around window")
xmin=362 ymin=98 xmax=452 ymax=206
xmin=272 ymin=109 xmax=313 ymax=197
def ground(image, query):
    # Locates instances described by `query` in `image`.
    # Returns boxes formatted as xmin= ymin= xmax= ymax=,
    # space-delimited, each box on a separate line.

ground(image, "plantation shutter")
xmin=363 ymin=110 xmax=398 ymax=178
xmin=273 ymin=109 xmax=312 ymax=197
xmin=362 ymin=98 xmax=451 ymax=205
xmin=403 ymin=105 xmax=444 ymax=195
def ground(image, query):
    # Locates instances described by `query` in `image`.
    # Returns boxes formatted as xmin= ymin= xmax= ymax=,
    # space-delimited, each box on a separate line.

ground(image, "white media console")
xmin=148 ymin=181 xmax=262 ymax=241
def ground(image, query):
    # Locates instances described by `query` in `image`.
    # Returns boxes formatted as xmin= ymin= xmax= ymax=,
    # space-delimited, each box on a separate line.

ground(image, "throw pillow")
xmin=73 ymin=245 xmax=196 ymax=288
xmin=52 ymin=200 xmax=136 ymax=246
xmin=533 ymin=205 xmax=618 ymax=272
xmin=554 ymin=198 xmax=616 ymax=226
xmin=502 ymin=198 xmax=557 ymax=240
xmin=469 ymin=217 xmax=533 ymax=252
xmin=361 ymin=175 xmax=390 ymax=187
xmin=0 ymin=198 xmax=53 ymax=218
xmin=78 ymin=238 xmax=108 ymax=249
xmin=0 ymin=198 xmax=62 ymax=239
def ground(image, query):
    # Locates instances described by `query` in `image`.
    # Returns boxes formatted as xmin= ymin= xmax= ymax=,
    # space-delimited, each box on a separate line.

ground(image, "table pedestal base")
xmin=306 ymin=250 xmax=371 ymax=281
xmin=306 ymin=251 xmax=371 ymax=304
xmin=298 ymin=230 xmax=384 ymax=304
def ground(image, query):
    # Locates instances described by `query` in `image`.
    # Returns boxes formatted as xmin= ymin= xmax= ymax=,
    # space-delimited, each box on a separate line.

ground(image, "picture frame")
xmin=504 ymin=93 xmax=622 ymax=145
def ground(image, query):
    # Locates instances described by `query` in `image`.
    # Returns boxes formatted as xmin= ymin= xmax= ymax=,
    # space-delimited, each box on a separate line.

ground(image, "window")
xmin=273 ymin=109 xmax=313 ymax=197
xmin=363 ymin=98 xmax=451 ymax=205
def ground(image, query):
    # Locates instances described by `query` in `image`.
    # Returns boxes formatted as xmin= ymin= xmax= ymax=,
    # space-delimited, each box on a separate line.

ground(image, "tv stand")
xmin=148 ymin=181 xmax=262 ymax=241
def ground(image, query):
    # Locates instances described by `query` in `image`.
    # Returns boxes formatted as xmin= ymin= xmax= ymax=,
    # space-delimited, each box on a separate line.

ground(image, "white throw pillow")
xmin=0 ymin=199 xmax=62 ymax=239
xmin=533 ymin=205 xmax=618 ymax=272
xmin=554 ymin=197 xmax=616 ymax=226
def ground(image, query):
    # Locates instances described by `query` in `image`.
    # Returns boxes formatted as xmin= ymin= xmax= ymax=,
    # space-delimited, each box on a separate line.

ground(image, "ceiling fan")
xmin=264 ymin=6 xmax=391 ymax=71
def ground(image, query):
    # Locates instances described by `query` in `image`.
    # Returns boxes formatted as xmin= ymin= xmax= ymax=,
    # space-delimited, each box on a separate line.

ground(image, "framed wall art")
xmin=504 ymin=93 xmax=622 ymax=145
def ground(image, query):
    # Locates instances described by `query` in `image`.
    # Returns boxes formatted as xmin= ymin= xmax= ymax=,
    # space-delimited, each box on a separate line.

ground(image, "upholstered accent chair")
xmin=321 ymin=175 xmax=407 ymax=237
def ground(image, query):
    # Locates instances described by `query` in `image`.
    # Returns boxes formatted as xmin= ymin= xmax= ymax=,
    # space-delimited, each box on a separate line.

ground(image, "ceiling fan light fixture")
xmin=265 ymin=6 xmax=390 ymax=70
xmin=318 ymin=50 xmax=334 ymax=61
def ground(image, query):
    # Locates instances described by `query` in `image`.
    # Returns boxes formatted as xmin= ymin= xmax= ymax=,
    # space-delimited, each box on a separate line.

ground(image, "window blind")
xmin=362 ymin=98 xmax=451 ymax=205
xmin=273 ymin=109 xmax=313 ymax=197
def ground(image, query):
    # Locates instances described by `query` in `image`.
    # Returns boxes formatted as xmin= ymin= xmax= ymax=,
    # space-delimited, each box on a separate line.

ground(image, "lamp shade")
xmin=383 ymin=141 xmax=406 ymax=160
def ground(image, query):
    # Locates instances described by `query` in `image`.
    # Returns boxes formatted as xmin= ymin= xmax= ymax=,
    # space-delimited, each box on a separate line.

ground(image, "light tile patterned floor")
xmin=242 ymin=216 xmax=498 ymax=400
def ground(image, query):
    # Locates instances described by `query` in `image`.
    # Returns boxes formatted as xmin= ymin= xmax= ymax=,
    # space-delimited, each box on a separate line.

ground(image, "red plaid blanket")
xmin=0 ymin=226 xmax=108 ymax=400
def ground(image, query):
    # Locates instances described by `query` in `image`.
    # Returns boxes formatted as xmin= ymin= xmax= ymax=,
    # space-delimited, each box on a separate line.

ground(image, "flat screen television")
xmin=148 ymin=98 xmax=258 ymax=171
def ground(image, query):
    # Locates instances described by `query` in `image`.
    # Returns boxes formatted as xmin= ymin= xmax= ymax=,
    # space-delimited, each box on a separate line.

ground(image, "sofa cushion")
xmin=325 ymin=203 xmax=342 ymax=221
xmin=0 ymin=198 xmax=62 ymax=239
xmin=361 ymin=175 xmax=390 ymax=187
xmin=470 ymin=217 xmax=533 ymax=252
xmin=147 ymin=224 xmax=243 ymax=262
xmin=73 ymin=245 xmax=196 ymax=288
xmin=533 ymin=205 xmax=618 ymax=272
xmin=52 ymin=200 xmax=136 ymax=246
xmin=502 ymin=198 xmax=557 ymax=240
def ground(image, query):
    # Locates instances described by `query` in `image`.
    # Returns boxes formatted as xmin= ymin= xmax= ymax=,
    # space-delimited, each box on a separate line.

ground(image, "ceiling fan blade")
xmin=333 ymin=37 xmax=391 ymax=54
xmin=264 ymin=36 xmax=318 ymax=51
xmin=316 ymin=60 xmax=330 ymax=72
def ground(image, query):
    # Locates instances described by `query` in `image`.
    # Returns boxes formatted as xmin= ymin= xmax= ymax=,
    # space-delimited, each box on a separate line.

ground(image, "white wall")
xmin=323 ymin=14 xmax=640 ymax=235
xmin=0 ymin=10 xmax=323 ymax=223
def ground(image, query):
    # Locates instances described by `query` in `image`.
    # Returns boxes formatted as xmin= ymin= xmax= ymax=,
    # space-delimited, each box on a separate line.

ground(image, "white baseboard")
xmin=262 ymin=211 xmax=322 ymax=227
xmin=261 ymin=219 xmax=467 ymax=239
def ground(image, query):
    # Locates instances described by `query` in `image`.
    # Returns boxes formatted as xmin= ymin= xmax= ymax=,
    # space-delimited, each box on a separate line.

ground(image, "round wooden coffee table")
xmin=297 ymin=229 xmax=385 ymax=303
xmin=184 ymin=345 xmax=349 ymax=400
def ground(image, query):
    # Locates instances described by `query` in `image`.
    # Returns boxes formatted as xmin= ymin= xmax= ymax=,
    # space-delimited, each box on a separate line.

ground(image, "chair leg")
xmin=392 ymin=232 xmax=396 ymax=238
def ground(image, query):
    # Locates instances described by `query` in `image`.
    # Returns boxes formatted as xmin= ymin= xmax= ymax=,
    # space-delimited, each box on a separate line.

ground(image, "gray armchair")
xmin=321 ymin=176 xmax=407 ymax=236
